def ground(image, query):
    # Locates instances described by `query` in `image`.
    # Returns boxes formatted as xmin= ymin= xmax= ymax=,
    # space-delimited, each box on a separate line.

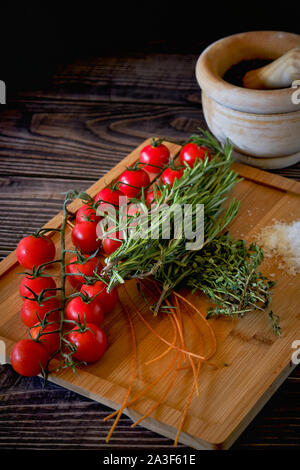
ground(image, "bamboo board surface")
xmin=0 ymin=139 xmax=300 ymax=450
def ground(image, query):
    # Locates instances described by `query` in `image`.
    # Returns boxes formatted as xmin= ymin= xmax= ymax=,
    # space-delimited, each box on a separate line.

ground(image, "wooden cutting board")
xmin=1 ymin=139 xmax=300 ymax=450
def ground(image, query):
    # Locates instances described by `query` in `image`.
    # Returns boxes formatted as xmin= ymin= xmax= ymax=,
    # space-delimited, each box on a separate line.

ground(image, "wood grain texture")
xmin=0 ymin=53 xmax=299 ymax=451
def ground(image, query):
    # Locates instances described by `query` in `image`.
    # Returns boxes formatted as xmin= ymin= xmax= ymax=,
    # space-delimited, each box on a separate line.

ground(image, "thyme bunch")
xmin=186 ymin=233 xmax=279 ymax=335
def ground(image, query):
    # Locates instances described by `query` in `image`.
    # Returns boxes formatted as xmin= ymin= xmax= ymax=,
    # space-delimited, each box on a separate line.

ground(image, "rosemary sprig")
xmin=102 ymin=132 xmax=240 ymax=305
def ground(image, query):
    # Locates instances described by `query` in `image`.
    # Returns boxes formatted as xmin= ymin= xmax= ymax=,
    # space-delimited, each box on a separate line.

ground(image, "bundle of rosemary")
xmin=100 ymin=130 xmax=279 ymax=334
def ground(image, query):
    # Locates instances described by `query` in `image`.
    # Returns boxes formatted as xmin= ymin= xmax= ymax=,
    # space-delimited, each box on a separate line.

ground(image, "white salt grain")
xmin=256 ymin=220 xmax=300 ymax=276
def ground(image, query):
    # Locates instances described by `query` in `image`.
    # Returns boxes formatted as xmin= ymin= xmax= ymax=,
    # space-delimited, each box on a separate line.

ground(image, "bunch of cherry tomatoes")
xmin=11 ymin=140 xmax=211 ymax=378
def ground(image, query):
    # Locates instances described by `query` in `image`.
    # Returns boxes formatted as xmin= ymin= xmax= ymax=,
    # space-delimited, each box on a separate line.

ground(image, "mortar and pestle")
xmin=196 ymin=31 xmax=300 ymax=169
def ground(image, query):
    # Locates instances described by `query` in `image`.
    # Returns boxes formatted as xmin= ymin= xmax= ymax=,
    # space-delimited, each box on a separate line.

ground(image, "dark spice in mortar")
xmin=222 ymin=59 xmax=272 ymax=87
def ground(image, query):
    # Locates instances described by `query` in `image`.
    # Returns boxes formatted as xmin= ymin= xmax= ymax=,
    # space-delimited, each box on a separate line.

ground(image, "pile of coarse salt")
xmin=256 ymin=219 xmax=300 ymax=276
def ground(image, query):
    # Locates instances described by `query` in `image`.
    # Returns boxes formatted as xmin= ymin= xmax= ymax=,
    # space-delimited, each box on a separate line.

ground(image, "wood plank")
xmin=12 ymin=54 xmax=202 ymax=106
xmin=0 ymin=362 xmax=299 ymax=450
xmin=234 ymin=163 xmax=300 ymax=195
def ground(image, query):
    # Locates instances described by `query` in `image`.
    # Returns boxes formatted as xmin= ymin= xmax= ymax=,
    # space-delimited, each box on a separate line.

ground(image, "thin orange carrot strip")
xmin=140 ymin=283 xmax=199 ymax=396
xmin=170 ymin=294 xmax=186 ymax=361
xmin=139 ymin=280 xmax=182 ymax=366
xmin=145 ymin=313 xmax=178 ymax=366
xmin=174 ymin=306 xmax=205 ymax=447
xmin=174 ymin=291 xmax=217 ymax=359
xmin=105 ymin=296 xmax=137 ymax=443
xmin=131 ymin=353 xmax=181 ymax=428
xmin=181 ymin=305 xmax=204 ymax=356
xmin=174 ymin=362 xmax=201 ymax=447
xmin=174 ymin=293 xmax=186 ymax=361
xmin=104 ymin=349 xmax=179 ymax=422
xmin=142 ymin=282 xmax=203 ymax=396
xmin=172 ymin=298 xmax=200 ymax=397
xmin=123 ymin=284 xmax=212 ymax=364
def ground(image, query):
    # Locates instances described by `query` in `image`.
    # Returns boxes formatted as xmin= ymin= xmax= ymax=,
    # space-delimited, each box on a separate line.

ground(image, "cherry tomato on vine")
xmin=127 ymin=203 xmax=144 ymax=217
xmin=102 ymin=230 xmax=122 ymax=255
xmin=146 ymin=189 xmax=162 ymax=206
xmin=76 ymin=204 xmax=102 ymax=224
xmin=20 ymin=275 xmax=56 ymax=300
xmin=95 ymin=187 xmax=126 ymax=211
xmin=66 ymin=255 xmax=103 ymax=289
xmin=67 ymin=323 xmax=107 ymax=363
xmin=71 ymin=222 xmax=101 ymax=254
xmin=80 ymin=280 xmax=119 ymax=314
xmin=21 ymin=297 xmax=61 ymax=327
xmin=179 ymin=143 xmax=212 ymax=168
xmin=126 ymin=204 xmax=147 ymax=232
xmin=16 ymin=235 xmax=56 ymax=270
xmin=118 ymin=168 xmax=150 ymax=198
xmin=160 ymin=167 xmax=184 ymax=187
xmin=30 ymin=322 xmax=60 ymax=355
xmin=65 ymin=295 xmax=104 ymax=327
xmin=139 ymin=139 xmax=170 ymax=173
xmin=10 ymin=339 xmax=49 ymax=377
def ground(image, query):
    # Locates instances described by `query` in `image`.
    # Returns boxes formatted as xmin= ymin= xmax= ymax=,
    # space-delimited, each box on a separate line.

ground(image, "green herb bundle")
xmin=187 ymin=233 xmax=279 ymax=335
xmin=101 ymin=130 xmax=279 ymax=333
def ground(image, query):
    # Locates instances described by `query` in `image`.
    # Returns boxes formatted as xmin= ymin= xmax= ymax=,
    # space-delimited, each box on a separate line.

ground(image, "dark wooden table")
xmin=0 ymin=50 xmax=299 ymax=451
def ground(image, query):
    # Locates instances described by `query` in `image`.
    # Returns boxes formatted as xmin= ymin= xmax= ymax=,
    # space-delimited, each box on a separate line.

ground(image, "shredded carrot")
xmin=108 ymin=280 xmax=219 ymax=448
xmin=180 ymin=303 xmax=204 ymax=355
xmin=174 ymin=294 xmax=186 ymax=361
xmin=139 ymin=280 xmax=180 ymax=366
xmin=145 ymin=313 xmax=178 ymax=366
xmin=104 ymin=349 xmax=179 ymax=422
xmin=174 ymin=314 xmax=204 ymax=447
xmin=173 ymin=291 xmax=217 ymax=359
xmin=139 ymin=281 xmax=200 ymax=395
xmin=172 ymin=295 xmax=200 ymax=397
xmin=170 ymin=294 xmax=186 ymax=361
xmin=131 ymin=353 xmax=181 ymax=428
xmin=174 ymin=360 xmax=201 ymax=447
xmin=105 ymin=296 xmax=137 ymax=443
xmin=123 ymin=284 xmax=212 ymax=364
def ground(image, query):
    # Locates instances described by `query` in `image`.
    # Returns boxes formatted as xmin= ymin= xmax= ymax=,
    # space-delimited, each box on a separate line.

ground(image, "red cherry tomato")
xmin=126 ymin=204 xmax=147 ymax=232
xmin=146 ymin=189 xmax=162 ymax=206
xmin=67 ymin=323 xmax=107 ymax=363
xmin=118 ymin=168 xmax=150 ymax=198
xmin=179 ymin=143 xmax=212 ymax=168
xmin=76 ymin=204 xmax=102 ymax=224
xmin=16 ymin=235 xmax=56 ymax=270
xmin=139 ymin=140 xmax=170 ymax=173
xmin=160 ymin=167 xmax=184 ymax=187
xmin=127 ymin=203 xmax=145 ymax=217
xmin=20 ymin=275 xmax=56 ymax=300
xmin=10 ymin=339 xmax=49 ymax=377
xmin=30 ymin=322 xmax=60 ymax=355
xmin=80 ymin=280 xmax=118 ymax=314
xmin=95 ymin=187 xmax=126 ymax=211
xmin=71 ymin=222 xmax=101 ymax=254
xmin=66 ymin=255 xmax=103 ymax=289
xmin=65 ymin=295 xmax=104 ymax=327
xmin=21 ymin=297 xmax=61 ymax=327
xmin=103 ymin=231 xmax=122 ymax=255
